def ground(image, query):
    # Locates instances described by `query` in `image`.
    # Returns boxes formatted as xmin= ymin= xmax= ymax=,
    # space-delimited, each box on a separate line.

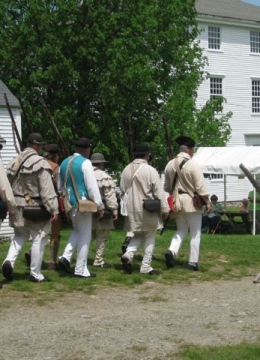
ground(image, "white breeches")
xmin=169 ymin=211 xmax=202 ymax=263
xmin=62 ymin=211 xmax=92 ymax=277
xmin=124 ymin=230 xmax=156 ymax=273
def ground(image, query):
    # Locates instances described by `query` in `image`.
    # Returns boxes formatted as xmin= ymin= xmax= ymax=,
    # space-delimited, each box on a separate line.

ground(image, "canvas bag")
xmin=69 ymin=161 xmax=98 ymax=213
xmin=19 ymin=176 xmax=52 ymax=222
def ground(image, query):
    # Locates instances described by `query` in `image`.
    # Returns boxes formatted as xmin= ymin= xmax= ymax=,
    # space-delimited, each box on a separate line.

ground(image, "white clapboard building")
xmin=195 ymin=0 xmax=260 ymax=201
xmin=0 ymin=79 xmax=21 ymax=237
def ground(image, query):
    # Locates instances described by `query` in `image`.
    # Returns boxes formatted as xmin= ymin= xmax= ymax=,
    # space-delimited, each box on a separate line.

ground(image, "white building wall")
xmin=196 ymin=20 xmax=260 ymax=201
xmin=0 ymin=107 xmax=21 ymax=237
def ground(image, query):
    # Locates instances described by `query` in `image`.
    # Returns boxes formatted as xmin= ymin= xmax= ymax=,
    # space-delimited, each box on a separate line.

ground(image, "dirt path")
xmin=0 ymin=277 xmax=259 ymax=360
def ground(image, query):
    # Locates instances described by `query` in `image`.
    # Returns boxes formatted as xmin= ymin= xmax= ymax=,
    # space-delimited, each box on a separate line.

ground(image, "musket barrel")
xmin=239 ymin=163 xmax=260 ymax=193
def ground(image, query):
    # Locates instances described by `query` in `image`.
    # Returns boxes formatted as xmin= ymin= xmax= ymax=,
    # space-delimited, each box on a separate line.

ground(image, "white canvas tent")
xmin=193 ymin=147 xmax=260 ymax=235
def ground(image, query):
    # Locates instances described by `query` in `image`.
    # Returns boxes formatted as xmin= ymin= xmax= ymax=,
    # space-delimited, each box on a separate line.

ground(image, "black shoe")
xmin=148 ymin=270 xmax=154 ymax=275
xmin=187 ymin=263 xmax=199 ymax=271
xmin=165 ymin=250 xmax=175 ymax=268
xmin=121 ymin=256 xmax=132 ymax=274
xmin=28 ymin=275 xmax=50 ymax=282
xmin=2 ymin=261 xmax=13 ymax=281
xmin=57 ymin=257 xmax=71 ymax=273
xmin=24 ymin=251 xmax=31 ymax=268
xmin=74 ymin=273 xmax=96 ymax=278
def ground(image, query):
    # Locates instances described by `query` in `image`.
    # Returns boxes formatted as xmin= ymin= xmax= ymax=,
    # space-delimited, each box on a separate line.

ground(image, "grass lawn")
xmin=0 ymin=216 xmax=259 ymax=293
xmin=1 ymin=216 xmax=260 ymax=359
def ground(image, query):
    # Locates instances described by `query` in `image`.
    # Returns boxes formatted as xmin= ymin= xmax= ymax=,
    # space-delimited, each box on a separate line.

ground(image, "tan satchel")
xmin=69 ymin=162 xmax=98 ymax=213
xmin=77 ymin=199 xmax=97 ymax=213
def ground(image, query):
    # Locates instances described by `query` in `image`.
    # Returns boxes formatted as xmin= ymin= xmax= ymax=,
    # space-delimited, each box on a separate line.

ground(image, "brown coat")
xmin=164 ymin=152 xmax=208 ymax=213
xmin=7 ymin=147 xmax=59 ymax=227
xmin=92 ymin=167 xmax=118 ymax=230
xmin=120 ymin=159 xmax=169 ymax=232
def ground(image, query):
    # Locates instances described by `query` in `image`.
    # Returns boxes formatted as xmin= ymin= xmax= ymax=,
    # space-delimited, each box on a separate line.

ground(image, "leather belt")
xmin=178 ymin=190 xmax=188 ymax=194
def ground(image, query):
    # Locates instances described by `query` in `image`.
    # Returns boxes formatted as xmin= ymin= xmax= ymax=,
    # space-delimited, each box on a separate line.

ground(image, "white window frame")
xmin=210 ymin=76 xmax=224 ymax=113
xmin=250 ymin=31 xmax=260 ymax=53
xmin=252 ymin=79 xmax=260 ymax=114
xmin=208 ymin=26 xmax=221 ymax=50
xmin=209 ymin=174 xmax=224 ymax=182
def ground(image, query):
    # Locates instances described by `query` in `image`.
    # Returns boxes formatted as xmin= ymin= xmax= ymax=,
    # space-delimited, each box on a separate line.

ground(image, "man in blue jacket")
xmin=58 ymin=138 xmax=104 ymax=278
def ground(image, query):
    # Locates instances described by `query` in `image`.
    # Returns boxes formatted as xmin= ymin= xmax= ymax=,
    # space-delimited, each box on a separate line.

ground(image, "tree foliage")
xmin=0 ymin=0 xmax=232 ymax=172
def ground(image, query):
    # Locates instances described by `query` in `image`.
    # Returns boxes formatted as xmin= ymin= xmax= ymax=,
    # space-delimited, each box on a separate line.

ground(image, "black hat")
xmin=133 ymin=143 xmax=151 ymax=155
xmin=175 ymin=136 xmax=196 ymax=148
xmin=42 ymin=144 xmax=60 ymax=154
xmin=91 ymin=153 xmax=108 ymax=163
xmin=210 ymin=194 xmax=218 ymax=201
xmin=27 ymin=133 xmax=46 ymax=145
xmin=71 ymin=138 xmax=92 ymax=148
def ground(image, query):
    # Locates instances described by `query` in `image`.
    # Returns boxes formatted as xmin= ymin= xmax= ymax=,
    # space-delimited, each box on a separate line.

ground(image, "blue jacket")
xmin=60 ymin=155 xmax=88 ymax=207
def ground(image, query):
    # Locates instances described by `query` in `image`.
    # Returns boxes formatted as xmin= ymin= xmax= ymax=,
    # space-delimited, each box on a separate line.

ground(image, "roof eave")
xmin=197 ymin=14 xmax=260 ymax=29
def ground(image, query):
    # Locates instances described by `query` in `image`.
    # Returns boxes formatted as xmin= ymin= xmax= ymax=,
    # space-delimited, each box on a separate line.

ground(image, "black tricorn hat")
xmin=27 ymin=133 xmax=46 ymax=145
xmin=71 ymin=138 xmax=92 ymax=148
xmin=175 ymin=136 xmax=196 ymax=148
xmin=42 ymin=144 xmax=60 ymax=154
xmin=133 ymin=143 xmax=151 ymax=155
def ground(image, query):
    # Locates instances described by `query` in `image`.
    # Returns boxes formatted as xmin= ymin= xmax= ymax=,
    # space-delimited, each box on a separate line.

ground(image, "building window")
xmin=210 ymin=77 xmax=223 ymax=112
xmin=208 ymin=26 xmax=221 ymax=50
xmin=250 ymin=31 xmax=260 ymax=53
xmin=210 ymin=174 xmax=223 ymax=181
xmin=252 ymin=79 xmax=260 ymax=113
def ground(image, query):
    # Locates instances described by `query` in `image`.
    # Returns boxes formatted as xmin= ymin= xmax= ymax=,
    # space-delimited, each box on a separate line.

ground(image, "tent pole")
xmin=253 ymin=176 xmax=256 ymax=235
xmin=224 ymin=174 xmax=227 ymax=208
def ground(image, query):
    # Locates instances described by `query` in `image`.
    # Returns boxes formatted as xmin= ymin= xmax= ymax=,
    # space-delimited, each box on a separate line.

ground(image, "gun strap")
xmin=171 ymin=158 xmax=188 ymax=194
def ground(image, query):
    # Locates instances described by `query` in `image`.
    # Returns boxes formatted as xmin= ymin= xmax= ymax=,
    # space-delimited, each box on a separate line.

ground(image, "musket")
xmin=162 ymin=115 xmax=174 ymax=159
xmin=239 ymin=163 xmax=260 ymax=193
xmin=18 ymin=97 xmax=33 ymax=133
xmin=160 ymin=215 xmax=171 ymax=235
xmin=4 ymin=93 xmax=24 ymax=151
xmin=40 ymin=97 xmax=70 ymax=157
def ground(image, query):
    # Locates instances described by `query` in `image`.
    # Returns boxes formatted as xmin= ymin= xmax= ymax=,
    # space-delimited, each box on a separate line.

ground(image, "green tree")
xmin=0 ymin=0 xmax=231 ymax=172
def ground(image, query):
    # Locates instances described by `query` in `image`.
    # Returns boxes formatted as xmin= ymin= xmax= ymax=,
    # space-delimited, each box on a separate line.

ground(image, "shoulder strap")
xmin=11 ymin=153 xmax=36 ymax=186
xmin=171 ymin=158 xmax=188 ymax=194
xmin=175 ymin=158 xmax=194 ymax=198
xmin=68 ymin=158 xmax=80 ymax=201
xmin=126 ymin=163 xmax=145 ymax=193
xmin=64 ymin=156 xmax=74 ymax=188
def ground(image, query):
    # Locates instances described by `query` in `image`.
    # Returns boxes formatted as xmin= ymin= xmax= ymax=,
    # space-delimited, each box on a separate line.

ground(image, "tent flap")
xmin=193 ymin=147 xmax=260 ymax=175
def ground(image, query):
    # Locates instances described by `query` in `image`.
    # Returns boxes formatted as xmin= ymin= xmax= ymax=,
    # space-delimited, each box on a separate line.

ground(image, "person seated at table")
xmin=240 ymin=198 xmax=249 ymax=213
xmin=201 ymin=194 xmax=225 ymax=233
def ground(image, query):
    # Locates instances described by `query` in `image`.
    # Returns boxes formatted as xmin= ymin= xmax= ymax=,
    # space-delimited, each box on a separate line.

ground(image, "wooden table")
xmin=219 ymin=211 xmax=251 ymax=234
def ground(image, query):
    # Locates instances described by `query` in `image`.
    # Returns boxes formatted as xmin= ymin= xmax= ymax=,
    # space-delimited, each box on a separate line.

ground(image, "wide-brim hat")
xmin=91 ymin=153 xmax=108 ymax=164
xmin=175 ymin=136 xmax=196 ymax=148
xmin=42 ymin=144 xmax=60 ymax=154
xmin=71 ymin=138 xmax=92 ymax=148
xmin=27 ymin=133 xmax=46 ymax=145
xmin=133 ymin=143 xmax=151 ymax=155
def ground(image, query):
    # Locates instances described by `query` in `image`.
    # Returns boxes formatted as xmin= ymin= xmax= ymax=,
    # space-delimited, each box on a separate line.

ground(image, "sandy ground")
xmin=0 ymin=277 xmax=259 ymax=360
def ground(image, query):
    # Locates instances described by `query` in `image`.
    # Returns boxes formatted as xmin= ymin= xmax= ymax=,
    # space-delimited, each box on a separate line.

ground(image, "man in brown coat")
xmin=120 ymin=143 xmax=169 ymax=275
xmin=164 ymin=136 xmax=211 ymax=271
xmin=2 ymin=133 xmax=59 ymax=282
xmin=91 ymin=153 xmax=118 ymax=268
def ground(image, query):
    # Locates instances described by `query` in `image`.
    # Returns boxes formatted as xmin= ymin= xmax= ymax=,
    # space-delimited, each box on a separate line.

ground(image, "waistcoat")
xmin=60 ymin=155 xmax=88 ymax=207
